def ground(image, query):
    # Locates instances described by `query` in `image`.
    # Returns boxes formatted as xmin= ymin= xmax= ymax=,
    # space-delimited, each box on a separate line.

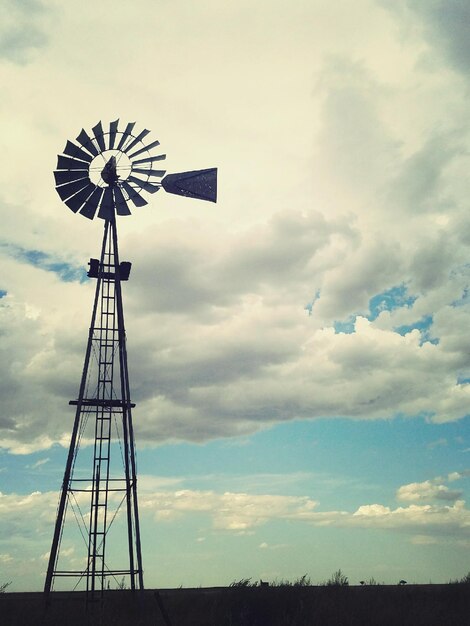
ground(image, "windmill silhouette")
xmin=44 ymin=120 xmax=217 ymax=598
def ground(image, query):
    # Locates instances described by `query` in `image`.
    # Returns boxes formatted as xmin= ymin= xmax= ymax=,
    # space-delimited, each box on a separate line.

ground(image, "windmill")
xmin=44 ymin=120 xmax=217 ymax=598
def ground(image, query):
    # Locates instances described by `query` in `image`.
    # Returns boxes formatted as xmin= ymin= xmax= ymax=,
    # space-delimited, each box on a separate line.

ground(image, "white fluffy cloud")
xmin=396 ymin=471 xmax=470 ymax=504
xmin=397 ymin=480 xmax=462 ymax=503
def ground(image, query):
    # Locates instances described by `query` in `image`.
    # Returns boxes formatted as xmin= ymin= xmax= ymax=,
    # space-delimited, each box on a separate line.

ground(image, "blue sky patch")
xmin=1 ymin=243 xmax=88 ymax=283
xmin=304 ymin=289 xmax=320 ymax=316
xmin=368 ymin=284 xmax=417 ymax=321
xmin=333 ymin=284 xmax=417 ymax=334
xmin=334 ymin=317 xmax=356 ymax=334
xmin=452 ymin=287 xmax=470 ymax=308
xmin=450 ymin=264 xmax=470 ymax=307
xmin=332 ymin=285 xmax=438 ymax=344
xmin=394 ymin=315 xmax=438 ymax=345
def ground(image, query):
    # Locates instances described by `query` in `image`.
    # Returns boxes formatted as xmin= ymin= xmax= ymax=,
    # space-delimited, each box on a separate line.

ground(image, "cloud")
xmin=396 ymin=471 xmax=470 ymax=505
xmin=143 ymin=489 xmax=318 ymax=531
xmin=0 ymin=553 xmax=13 ymax=563
xmin=2 ymin=0 xmax=470 ymax=455
xmin=428 ymin=438 xmax=447 ymax=450
xmin=387 ymin=131 xmax=465 ymax=217
xmin=3 ymin=476 xmax=470 ymax=549
xmin=410 ymin=535 xmax=438 ymax=545
xmin=448 ymin=470 xmax=470 ymax=482
xmin=0 ymin=0 xmax=52 ymax=65
xmin=136 ymin=471 xmax=470 ymax=540
xmin=258 ymin=542 xmax=289 ymax=550
xmin=3 ymin=205 xmax=470 ymax=452
xmin=397 ymin=0 xmax=470 ymax=77
xmin=0 ymin=490 xmax=56 ymax=549
xmin=0 ymin=468 xmax=467 ymax=589
xmin=397 ymin=480 xmax=462 ymax=503
xmin=349 ymin=499 xmax=469 ymax=536
xmin=29 ymin=458 xmax=50 ymax=470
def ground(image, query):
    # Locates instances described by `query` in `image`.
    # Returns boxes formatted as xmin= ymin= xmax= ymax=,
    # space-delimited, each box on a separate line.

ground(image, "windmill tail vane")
xmin=45 ymin=120 xmax=217 ymax=599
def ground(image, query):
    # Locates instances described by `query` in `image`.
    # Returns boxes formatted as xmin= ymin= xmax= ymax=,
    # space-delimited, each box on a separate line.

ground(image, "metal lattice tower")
xmin=44 ymin=120 xmax=217 ymax=598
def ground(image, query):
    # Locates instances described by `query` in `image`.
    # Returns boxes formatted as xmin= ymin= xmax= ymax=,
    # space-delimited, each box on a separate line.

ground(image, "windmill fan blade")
xmin=92 ymin=121 xmax=106 ymax=152
xmin=161 ymin=168 xmax=217 ymax=203
xmin=120 ymin=181 xmax=148 ymax=207
xmin=98 ymin=187 xmax=114 ymax=220
xmin=80 ymin=187 xmax=104 ymax=220
xmin=127 ymin=139 xmax=161 ymax=160
xmin=116 ymin=122 xmax=136 ymax=151
xmin=76 ymin=128 xmax=99 ymax=157
xmin=54 ymin=170 xmax=89 ymax=186
xmin=109 ymin=119 xmax=119 ymax=149
xmin=63 ymin=140 xmax=93 ymax=163
xmin=57 ymin=155 xmax=89 ymax=171
xmin=127 ymin=175 xmax=161 ymax=194
xmin=113 ymin=186 xmax=131 ymax=216
xmin=131 ymin=167 xmax=166 ymax=177
xmin=124 ymin=129 xmax=151 ymax=155
xmin=131 ymin=154 xmax=166 ymax=165
xmin=64 ymin=183 xmax=95 ymax=213
xmin=56 ymin=178 xmax=93 ymax=201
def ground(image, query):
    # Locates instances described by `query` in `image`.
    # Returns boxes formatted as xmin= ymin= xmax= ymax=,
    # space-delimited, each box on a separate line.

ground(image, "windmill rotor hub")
xmin=100 ymin=155 xmax=119 ymax=186
xmin=89 ymin=150 xmax=132 ymax=187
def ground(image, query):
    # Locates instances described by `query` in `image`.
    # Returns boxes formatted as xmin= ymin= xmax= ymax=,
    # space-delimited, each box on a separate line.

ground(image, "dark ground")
xmin=2 ymin=584 xmax=469 ymax=626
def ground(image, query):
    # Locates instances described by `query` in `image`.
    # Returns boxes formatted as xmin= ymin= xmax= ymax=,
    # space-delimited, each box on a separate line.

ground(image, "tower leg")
xmin=110 ymin=214 xmax=144 ymax=590
xmin=44 ymin=221 xmax=110 ymax=597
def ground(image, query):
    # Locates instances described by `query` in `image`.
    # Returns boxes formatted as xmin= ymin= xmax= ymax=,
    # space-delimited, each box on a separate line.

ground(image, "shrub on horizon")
xmin=324 ymin=569 xmax=349 ymax=587
xmin=229 ymin=577 xmax=257 ymax=588
xmin=272 ymin=574 xmax=311 ymax=587
xmin=449 ymin=571 xmax=470 ymax=584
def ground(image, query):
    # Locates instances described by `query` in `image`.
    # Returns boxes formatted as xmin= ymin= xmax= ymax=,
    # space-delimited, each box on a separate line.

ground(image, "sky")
xmin=1 ymin=0 xmax=470 ymax=591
